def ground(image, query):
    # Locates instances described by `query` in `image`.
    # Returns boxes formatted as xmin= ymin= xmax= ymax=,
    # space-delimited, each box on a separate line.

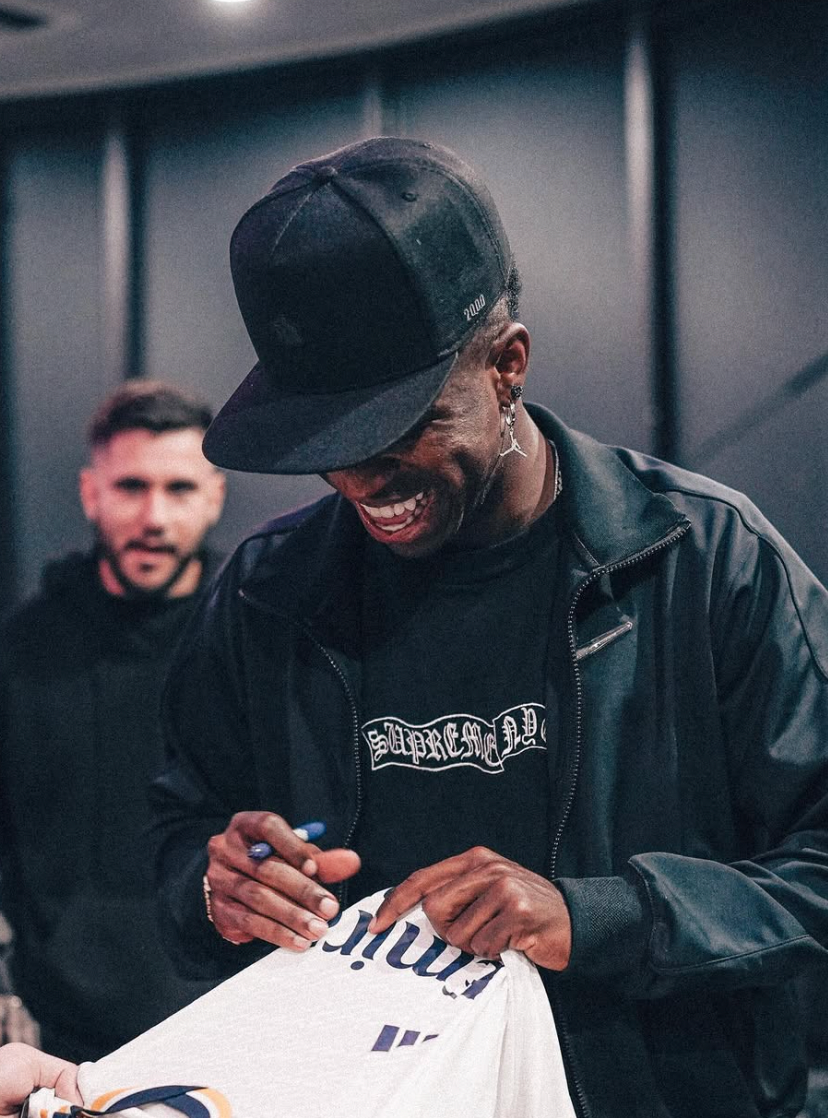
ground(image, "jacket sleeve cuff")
xmin=553 ymin=872 xmax=652 ymax=978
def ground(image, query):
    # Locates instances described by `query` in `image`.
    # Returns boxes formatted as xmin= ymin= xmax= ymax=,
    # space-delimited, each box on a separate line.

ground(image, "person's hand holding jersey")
xmin=370 ymin=846 xmax=572 ymax=970
xmin=0 ymin=1043 xmax=81 ymax=1115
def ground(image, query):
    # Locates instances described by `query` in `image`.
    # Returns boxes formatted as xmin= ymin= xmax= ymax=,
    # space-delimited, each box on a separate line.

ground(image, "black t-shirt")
xmin=350 ymin=500 xmax=562 ymax=900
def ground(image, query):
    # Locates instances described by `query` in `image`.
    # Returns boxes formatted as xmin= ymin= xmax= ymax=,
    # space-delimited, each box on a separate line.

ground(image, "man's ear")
xmin=78 ymin=467 xmax=99 ymax=522
xmin=492 ymin=323 xmax=530 ymax=406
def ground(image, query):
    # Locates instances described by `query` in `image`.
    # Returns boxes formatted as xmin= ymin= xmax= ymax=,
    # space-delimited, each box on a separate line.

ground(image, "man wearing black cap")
xmin=152 ymin=138 xmax=828 ymax=1117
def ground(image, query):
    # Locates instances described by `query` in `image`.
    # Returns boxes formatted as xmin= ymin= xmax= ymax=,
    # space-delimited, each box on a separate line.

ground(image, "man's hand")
xmin=0 ymin=1042 xmax=81 ymax=1115
xmin=369 ymin=847 xmax=572 ymax=971
xmin=205 ymin=811 xmax=360 ymax=950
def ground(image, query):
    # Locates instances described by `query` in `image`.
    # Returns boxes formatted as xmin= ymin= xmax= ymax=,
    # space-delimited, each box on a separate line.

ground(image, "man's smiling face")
xmin=324 ymin=351 xmax=508 ymax=560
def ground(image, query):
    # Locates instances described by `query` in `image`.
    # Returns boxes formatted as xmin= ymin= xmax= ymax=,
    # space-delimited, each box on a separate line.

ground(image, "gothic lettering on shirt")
xmin=362 ymin=703 xmax=546 ymax=774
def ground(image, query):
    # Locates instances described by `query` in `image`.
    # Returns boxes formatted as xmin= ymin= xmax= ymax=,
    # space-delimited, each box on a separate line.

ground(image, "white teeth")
xmin=361 ymin=492 xmax=426 ymax=520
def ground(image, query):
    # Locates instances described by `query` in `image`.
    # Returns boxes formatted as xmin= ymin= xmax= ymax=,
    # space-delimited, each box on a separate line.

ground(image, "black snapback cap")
xmin=203 ymin=137 xmax=512 ymax=475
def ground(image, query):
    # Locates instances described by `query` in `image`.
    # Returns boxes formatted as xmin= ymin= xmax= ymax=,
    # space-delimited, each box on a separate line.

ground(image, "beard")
xmin=93 ymin=526 xmax=200 ymax=600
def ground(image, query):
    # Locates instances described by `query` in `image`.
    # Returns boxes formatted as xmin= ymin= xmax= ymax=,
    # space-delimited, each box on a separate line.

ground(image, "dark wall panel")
xmin=672 ymin=0 xmax=828 ymax=583
xmin=6 ymin=130 xmax=117 ymax=602
xmin=141 ymin=76 xmax=370 ymax=553
xmin=391 ymin=17 xmax=651 ymax=453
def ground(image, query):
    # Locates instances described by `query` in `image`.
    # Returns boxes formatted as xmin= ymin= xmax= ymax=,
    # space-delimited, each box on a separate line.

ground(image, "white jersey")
xmin=30 ymin=890 xmax=575 ymax=1118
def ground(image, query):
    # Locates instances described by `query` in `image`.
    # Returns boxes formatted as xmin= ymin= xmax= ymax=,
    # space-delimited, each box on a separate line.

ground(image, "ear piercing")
xmin=500 ymin=384 xmax=527 ymax=458
xmin=499 ymin=402 xmax=527 ymax=458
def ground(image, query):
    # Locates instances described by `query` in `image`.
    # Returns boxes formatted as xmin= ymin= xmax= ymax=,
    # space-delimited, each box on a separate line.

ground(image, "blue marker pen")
xmin=248 ymin=820 xmax=326 ymax=861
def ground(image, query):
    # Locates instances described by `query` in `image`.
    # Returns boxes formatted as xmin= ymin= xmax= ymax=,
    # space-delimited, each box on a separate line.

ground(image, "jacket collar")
xmin=530 ymin=405 xmax=687 ymax=572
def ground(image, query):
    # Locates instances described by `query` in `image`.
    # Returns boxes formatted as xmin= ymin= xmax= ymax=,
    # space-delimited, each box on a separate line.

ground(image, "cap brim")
xmin=202 ymin=353 xmax=458 ymax=475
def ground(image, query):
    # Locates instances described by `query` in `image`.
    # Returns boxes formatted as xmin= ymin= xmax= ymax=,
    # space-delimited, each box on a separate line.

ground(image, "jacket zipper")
xmin=238 ymin=589 xmax=364 ymax=902
xmin=547 ymin=520 xmax=690 ymax=1118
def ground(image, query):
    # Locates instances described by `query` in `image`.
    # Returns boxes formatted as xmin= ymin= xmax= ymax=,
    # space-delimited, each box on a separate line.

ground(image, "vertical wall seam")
xmin=361 ymin=64 xmax=385 ymax=139
xmin=624 ymin=4 xmax=680 ymax=464
xmin=0 ymin=137 xmax=16 ymax=609
xmin=101 ymin=103 xmax=144 ymax=383
xmin=651 ymin=8 xmax=679 ymax=465
xmin=127 ymin=106 xmax=145 ymax=379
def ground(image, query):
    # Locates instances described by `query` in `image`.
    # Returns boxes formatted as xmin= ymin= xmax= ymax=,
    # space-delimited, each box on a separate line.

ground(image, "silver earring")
xmin=499 ymin=402 xmax=527 ymax=458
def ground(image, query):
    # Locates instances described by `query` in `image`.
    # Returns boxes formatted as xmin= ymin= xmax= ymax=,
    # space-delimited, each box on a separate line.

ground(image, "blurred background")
xmin=0 ymin=0 xmax=825 ymax=609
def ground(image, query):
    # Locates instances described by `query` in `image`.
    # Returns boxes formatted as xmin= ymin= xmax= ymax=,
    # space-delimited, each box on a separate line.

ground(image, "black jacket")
xmin=0 ymin=550 xmax=222 ymax=1061
xmin=153 ymin=408 xmax=828 ymax=1117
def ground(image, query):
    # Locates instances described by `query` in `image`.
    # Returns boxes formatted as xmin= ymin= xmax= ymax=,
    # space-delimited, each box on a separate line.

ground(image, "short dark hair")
xmin=504 ymin=261 xmax=522 ymax=320
xmin=88 ymin=380 xmax=214 ymax=448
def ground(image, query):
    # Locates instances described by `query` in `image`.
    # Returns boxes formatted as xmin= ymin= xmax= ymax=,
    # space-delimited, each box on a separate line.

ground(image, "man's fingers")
xmin=466 ymin=909 xmax=522 ymax=959
xmin=206 ymin=816 xmax=364 ymax=950
xmin=314 ymin=849 xmax=361 ymax=883
xmin=424 ymin=880 xmax=503 ymax=947
xmin=369 ymin=849 xmax=491 ymax=931
xmin=224 ymin=811 xmax=320 ymax=875
xmin=367 ymin=847 xmax=572 ymax=971
xmin=444 ymin=877 xmax=571 ymax=970
xmin=215 ymin=893 xmax=327 ymax=950
xmin=0 ymin=1045 xmax=82 ymax=1114
xmin=209 ymin=859 xmax=339 ymax=932
xmin=54 ymin=1059 xmax=83 ymax=1106
xmin=369 ymin=868 xmax=445 ymax=932
xmin=212 ymin=851 xmax=359 ymax=948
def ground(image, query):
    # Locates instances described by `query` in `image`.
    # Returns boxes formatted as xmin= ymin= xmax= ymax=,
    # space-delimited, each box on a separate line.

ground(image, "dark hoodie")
xmin=0 ymin=549 xmax=222 ymax=1062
